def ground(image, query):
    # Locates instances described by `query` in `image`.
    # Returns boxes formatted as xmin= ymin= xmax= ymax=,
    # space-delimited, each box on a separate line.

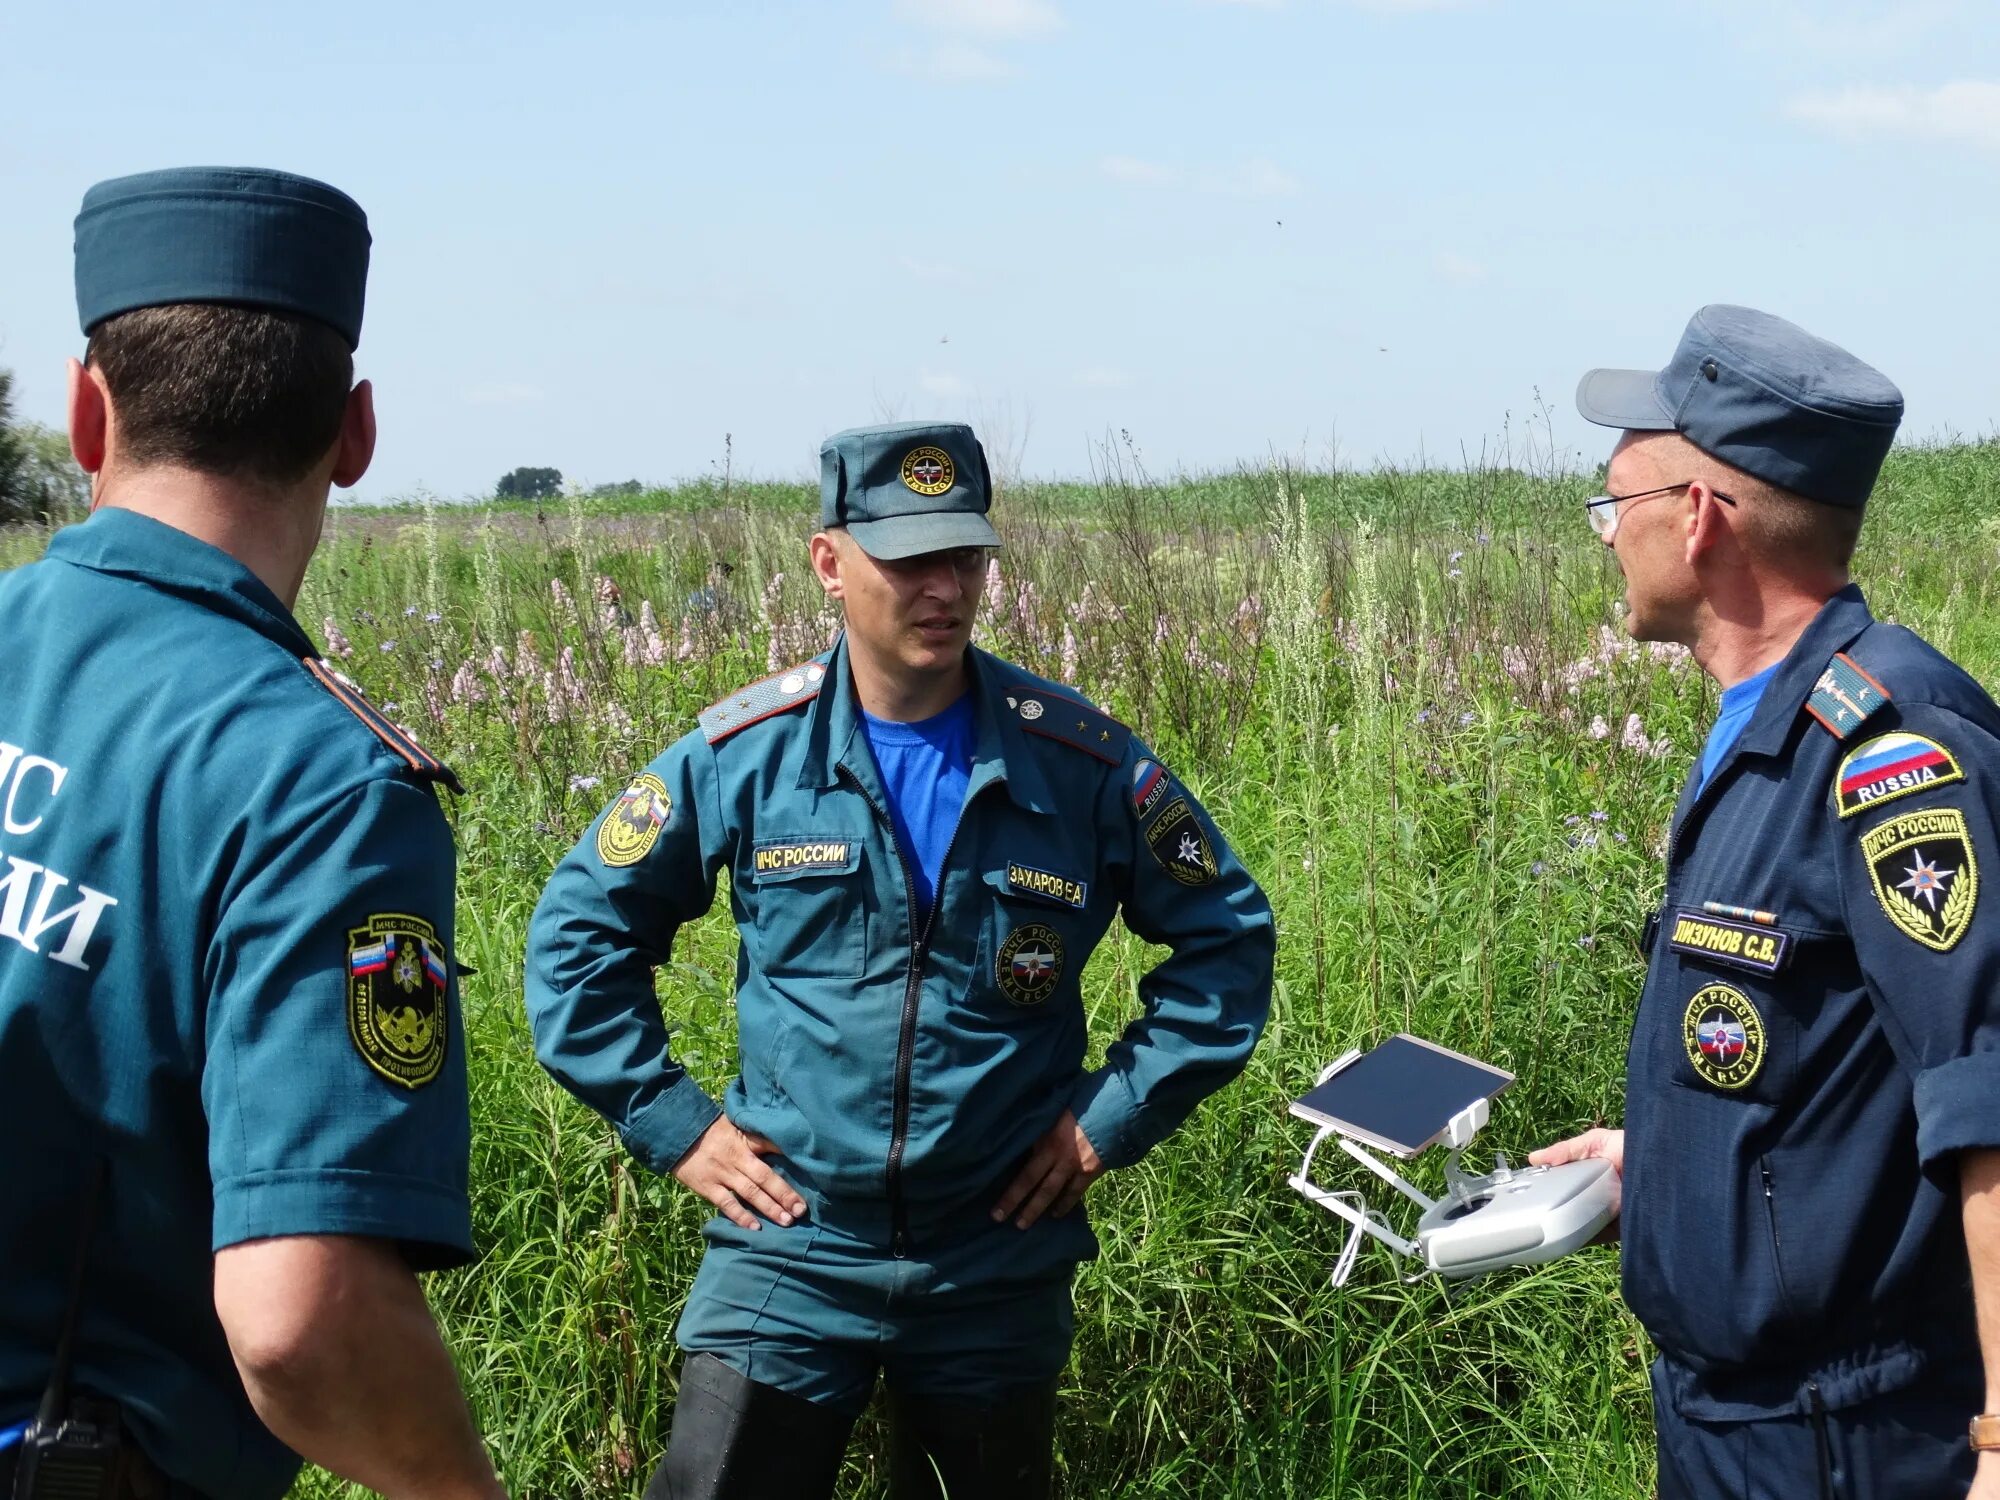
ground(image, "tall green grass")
xmin=5 ymin=441 xmax=1998 ymax=1497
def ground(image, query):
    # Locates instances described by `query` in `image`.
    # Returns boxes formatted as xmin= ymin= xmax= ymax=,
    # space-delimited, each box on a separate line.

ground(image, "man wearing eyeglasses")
xmin=1533 ymin=305 xmax=2000 ymax=1498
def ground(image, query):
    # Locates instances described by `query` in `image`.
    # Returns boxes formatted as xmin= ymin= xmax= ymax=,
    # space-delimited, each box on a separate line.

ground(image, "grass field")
xmin=8 ymin=442 xmax=2000 ymax=1497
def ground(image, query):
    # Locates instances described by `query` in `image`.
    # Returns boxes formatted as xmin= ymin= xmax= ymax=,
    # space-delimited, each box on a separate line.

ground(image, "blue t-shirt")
xmin=861 ymin=694 xmax=976 ymax=919
xmin=1697 ymin=661 xmax=1782 ymax=794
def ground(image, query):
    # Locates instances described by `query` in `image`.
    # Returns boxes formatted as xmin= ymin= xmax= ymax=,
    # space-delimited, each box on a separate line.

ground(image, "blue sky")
xmin=3 ymin=0 xmax=1996 ymax=501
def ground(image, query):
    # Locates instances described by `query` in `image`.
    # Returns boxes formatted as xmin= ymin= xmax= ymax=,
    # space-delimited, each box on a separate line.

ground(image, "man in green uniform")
xmin=0 ymin=168 xmax=503 ymax=1499
xmin=526 ymin=421 xmax=1276 ymax=1499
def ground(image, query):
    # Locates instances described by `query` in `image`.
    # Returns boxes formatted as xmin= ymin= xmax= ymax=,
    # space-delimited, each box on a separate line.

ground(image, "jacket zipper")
xmin=838 ymin=764 xmax=972 ymax=1259
xmin=1759 ymin=1158 xmax=1803 ymax=1326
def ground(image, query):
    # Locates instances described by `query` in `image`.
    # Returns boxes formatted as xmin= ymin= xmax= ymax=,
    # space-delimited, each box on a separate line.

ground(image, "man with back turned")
xmin=0 ymin=168 xmax=503 ymax=1499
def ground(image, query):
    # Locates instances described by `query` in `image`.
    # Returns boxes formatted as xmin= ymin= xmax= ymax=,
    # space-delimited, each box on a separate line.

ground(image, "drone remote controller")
xmin=1286 ymin=1036 xmax=1618 ymax=1284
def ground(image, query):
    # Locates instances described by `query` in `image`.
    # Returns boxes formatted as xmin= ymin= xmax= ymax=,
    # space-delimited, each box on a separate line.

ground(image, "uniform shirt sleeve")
xmin=1836 ymin=701 xmax=2000 ymax=1182
xmin=1069 ymin=736 xmax=1276 ymax=1169
xmin=524 ymin=734 xmax=728 ymax=1177
xmin=204 ymin=776 xmax=473 ymax=1269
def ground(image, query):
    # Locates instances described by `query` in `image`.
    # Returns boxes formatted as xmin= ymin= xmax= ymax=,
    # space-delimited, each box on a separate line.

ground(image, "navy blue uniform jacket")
xmin=1625 ymin=584 xmax=2000 ymax=1420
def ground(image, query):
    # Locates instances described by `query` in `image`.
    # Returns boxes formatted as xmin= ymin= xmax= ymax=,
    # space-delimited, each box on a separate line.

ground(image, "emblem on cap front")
xmin=997 ymin=923 xmax=1064 ymax=1006
xmin=348 ymin=913 xmax=449 ymax=1088
xmin=598 ymin=773 xmax=672 ymax=868
xmin=901 ymin=445 xmax=955 ymax=496
xmin=1682 ymin=983 xmax=1765 ymax=1091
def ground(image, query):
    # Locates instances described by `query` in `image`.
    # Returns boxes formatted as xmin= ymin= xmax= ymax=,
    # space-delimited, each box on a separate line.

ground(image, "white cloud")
xmin=1103 ymin=155 xmax=1301 ymax=197
xmin=886 ymin=41 xmax=1016 ymax=82
xmin=1200 ymin=156 xmax=1303 ymax=197
xmin=893 ymin=0 xmax=1062 ymax=39
xmin=920 ymin=370 xmax=970 ymax=398
xmin=897 ymin=255 xmax=978 ymax=286
xmin=463 ymin=383 xmax=544 ymax=406
xmin=1100 ymin=154 xmax=1180 ymax=186
xmin=1432 ymin=251 xmax=1487 ymax=285
xmin=1786 ymin=80 xmax=2000 ymax=152
xmin=1073 ymin=367 xmax=1132 ymax=389
xmin=1716 ymin=0 xmax=1963 ymax=62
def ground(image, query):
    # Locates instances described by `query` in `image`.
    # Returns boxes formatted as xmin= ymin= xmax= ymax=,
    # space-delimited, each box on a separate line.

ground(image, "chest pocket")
xmin=965 ymin=865 xmax=1094 ymax=1019
xmin=1655 ymin=906 xmax=1807 ymax=1102
xmin=748 ymin=836 xmax=868 ymax=981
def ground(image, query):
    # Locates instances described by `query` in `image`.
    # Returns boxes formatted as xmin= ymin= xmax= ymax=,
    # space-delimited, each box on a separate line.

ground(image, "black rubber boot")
xmin=884 ymin=1379 xmax=1058 ymax=1500
xmin=642 ymin=1353 xmax=856 ymax=1500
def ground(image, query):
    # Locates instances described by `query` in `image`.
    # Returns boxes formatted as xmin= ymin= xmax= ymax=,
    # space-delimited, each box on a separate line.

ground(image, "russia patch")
xmin=1132 ymin=759 xmax=1169 ymax=818
xmin=1835 ymin=732 xmax=1963 ymax=819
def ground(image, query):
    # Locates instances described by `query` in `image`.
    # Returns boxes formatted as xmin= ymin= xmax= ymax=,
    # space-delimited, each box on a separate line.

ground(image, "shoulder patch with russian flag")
xmin=1131 ymin=758 xmax=1169 ymax=818
xmin=1835 ymin=731 xmax=1963 ymax=819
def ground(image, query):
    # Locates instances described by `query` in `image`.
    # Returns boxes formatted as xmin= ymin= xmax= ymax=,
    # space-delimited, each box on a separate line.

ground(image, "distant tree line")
xmin=0 ymin=367 xmax=90 ymax=524
xmin=496 ymin=466 xmax=563 ymax=500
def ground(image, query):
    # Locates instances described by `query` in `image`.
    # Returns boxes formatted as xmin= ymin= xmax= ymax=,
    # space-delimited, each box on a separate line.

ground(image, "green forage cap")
xmin=819 ymin=422 xmax=1001 ymax=560
xmin=75 ymin=166 xmax=371 ymax=348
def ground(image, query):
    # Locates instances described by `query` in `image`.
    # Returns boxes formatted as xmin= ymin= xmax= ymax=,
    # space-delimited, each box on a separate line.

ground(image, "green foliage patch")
xmin=5 ymin=444 xmax=1998 ymax=1497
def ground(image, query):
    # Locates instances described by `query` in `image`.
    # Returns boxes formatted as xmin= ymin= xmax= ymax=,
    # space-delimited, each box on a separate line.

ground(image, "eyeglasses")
xmin=1585 ymin=483 xmax=1736 ymax=542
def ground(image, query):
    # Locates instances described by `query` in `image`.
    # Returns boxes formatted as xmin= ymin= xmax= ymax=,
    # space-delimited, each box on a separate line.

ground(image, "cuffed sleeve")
xmin=204 ymin=777 xmax=474 ymax=1267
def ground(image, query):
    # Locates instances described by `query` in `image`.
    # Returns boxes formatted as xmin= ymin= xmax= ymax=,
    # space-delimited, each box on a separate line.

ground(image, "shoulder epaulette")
xmin=303 ymin=658 xmax=465 ymax=794
xmin=1805 ymin=651 xmax=1891 ymax=741
xmin=701 ymin=660 xmax=827 ymax=746
xmin=1009 ymin=689 xmax=1129 ymax=767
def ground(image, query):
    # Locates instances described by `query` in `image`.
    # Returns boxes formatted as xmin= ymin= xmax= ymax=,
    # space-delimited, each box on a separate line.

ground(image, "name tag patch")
xmin=1667 ymin=910 xmax=1790 ymax=974
xmin=1006 ymin=862 xmax=1088 ymax=909
xmin=752 ymin=839 xmax=860 ymax=881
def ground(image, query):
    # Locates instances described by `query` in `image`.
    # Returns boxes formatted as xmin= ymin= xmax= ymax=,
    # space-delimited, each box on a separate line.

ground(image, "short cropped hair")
xmin=1733 ymin=478 xmax=1866 ymax=572
xmin=86 ymin=304 xmax=353 ymax=486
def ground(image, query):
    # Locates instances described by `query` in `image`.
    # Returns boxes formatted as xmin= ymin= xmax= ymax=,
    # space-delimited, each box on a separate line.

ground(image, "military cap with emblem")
xmin=819 ymin=421 xmax=1001 ymax=560
xmin=74 ymin=165 xmax=372 ymax=348
xmin=1576 ymin=304 xmax=1903 ymax=509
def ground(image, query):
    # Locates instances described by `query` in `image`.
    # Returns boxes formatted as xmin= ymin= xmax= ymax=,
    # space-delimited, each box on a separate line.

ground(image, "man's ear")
xmin=1683 ymin=481 xmax=1733 ymax=567
xmin=330 ymin=379 xmax=376 ymax=489
xmin=67 ymin=358 xmax=108 ymax=480
xmin=809 ymin=531 xmax=846 ymax=600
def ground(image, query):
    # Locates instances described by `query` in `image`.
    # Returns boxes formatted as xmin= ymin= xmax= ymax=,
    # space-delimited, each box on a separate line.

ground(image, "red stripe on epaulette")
xmin=700 ymin=661 xmax=827 ymax=746
xmin=704 ymin=690 xmax=822 ymax=746
xmin=304 ymin=659 xmax=465 ymax=794
xmin=1022 ymin=719 xmax=1124 ymax=766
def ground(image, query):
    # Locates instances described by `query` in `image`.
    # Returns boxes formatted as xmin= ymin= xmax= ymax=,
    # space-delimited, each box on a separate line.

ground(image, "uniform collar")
xmin=798 ymin=637 xmax=1058 ymax=814
xmin=43 ymin=506 xmax=317 ymax=658
xmin=1725 ymin=582 xmax=1875 ymax=763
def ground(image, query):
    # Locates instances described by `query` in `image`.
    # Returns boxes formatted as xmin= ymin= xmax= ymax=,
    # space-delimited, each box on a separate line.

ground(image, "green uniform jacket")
xmin=526 ymin=638 xmax=1275 ymax=1250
